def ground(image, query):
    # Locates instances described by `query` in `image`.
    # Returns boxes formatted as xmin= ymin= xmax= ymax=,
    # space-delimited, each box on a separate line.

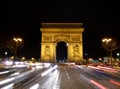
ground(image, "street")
xmin=0 ymin=63 xmax=120 ymax=89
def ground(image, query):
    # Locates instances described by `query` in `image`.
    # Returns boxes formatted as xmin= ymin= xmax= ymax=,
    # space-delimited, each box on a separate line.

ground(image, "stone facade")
xmin=40 ymin=23 xmax=84 ymax=63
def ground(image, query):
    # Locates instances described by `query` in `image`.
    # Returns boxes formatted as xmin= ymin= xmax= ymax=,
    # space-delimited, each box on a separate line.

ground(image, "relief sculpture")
xmin=44 ymin=45 xmax=50 ymax=55
xmin=44 ymin=45 xmax=51 ymax=60
xmin=73 ymin=44 xmax=80 ymax=60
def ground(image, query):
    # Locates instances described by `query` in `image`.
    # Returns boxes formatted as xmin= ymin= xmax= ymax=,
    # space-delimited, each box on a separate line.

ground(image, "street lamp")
xmin=13 ymin=37 xmax=22 ymax=60
xmin=13 ymin=38 xmax=22 ymax=42
xmin=102 ymin=38 xmax=112 ymax=44
xmin=117 ymin=52 xmax=120 ymax=59
xmin=102 ymin=38 xmax=112 ymax=63
xmin=5 ymin=51 xmax=7 ymax=58
xmin=117 ymin=52 xmax=120 ymax=57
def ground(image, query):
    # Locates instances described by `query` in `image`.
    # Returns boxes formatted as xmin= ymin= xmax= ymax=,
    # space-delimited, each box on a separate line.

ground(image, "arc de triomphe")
xmin=40 ymin=23 xmax=84 ymax=63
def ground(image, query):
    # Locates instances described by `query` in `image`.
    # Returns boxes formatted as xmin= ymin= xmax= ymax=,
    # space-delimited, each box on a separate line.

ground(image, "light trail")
xmin=29 ymin=83 xmax=39 ymax=89
xmin=109 ymin=80 xmax=120 ymax=86
xmin=0 ymin=78 xmax=15 ymax=85
xmin=90 ymin=80 xmax=108 ymax=89
xmin=1 ymin=83 xmax=14 ymax=89
xmin=41 ymin=65 xmax=58 ymax=77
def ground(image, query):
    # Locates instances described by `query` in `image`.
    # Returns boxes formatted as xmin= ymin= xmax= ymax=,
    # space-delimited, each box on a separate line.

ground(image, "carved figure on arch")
xmin=44 ymin=45 xmax=50 ymax=56
xmin=73 ymin=44 xmax=80 ymax=60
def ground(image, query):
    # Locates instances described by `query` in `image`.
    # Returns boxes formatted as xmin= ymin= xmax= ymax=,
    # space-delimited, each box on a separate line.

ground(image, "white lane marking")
xmin=64 ymin=68 xmax=70 ymax=80
xmin=53 ymin=70 xmax=60 ymax=89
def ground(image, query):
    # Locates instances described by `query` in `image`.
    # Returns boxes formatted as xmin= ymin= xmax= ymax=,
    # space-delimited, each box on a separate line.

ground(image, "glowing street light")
xmin=102 ymin=38 xmax=112 ymax=52
xmin=117 ymin=52 xmax=120 ymax=59
xmin=5 ymin=51 xmax=7 ymax=58
xmin=117 ymin=52 xmax=120 ymax=56
xmin=13 ymin=38 xmax=22 ymax=42
xmin=13 ymin=37 xmax=23 ymax=60
xmin=102 ymin=38 xmax=112 ymax=63
xmin=102 ymin=38 xmax=112 ymax=45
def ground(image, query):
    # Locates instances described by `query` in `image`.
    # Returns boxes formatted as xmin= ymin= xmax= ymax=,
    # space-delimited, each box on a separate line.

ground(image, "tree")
xmin=6 ymin=37 xmax=23 ymax=60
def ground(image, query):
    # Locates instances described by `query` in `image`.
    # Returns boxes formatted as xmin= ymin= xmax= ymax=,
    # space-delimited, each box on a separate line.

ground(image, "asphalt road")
xmin=10 ymin=64 xmax=120 ymax=89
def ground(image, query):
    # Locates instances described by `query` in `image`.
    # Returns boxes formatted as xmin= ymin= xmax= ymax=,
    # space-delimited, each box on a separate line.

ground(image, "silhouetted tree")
xmin=6 ymin=37 xmax=23 ymax=60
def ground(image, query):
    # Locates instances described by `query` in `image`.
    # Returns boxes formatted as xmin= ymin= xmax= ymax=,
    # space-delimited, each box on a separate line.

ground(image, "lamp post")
xmin=102 ymin=38 xmax=112 ymax=64
xmin=13 ymin=37 xmax=22 ymax=60
xmin=117 ymin=52 xmax=120 ymax=61
xmin=5 ymin=51 xmax=7 ymax=58
xmin=117 ymin=52 xmax=120 ymax=58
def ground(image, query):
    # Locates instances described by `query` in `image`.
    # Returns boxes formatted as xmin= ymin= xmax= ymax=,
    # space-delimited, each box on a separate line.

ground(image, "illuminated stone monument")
xmin=40 ymin=23 xmax=84 ymax=63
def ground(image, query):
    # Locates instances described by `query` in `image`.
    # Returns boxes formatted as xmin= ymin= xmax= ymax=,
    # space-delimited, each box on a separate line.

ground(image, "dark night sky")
xmin=1 ymin=0 xmax=120 ymax=58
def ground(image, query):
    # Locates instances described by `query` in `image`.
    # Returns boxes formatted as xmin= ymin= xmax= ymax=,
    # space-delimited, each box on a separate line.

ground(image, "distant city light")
xmin=10 ymin=56 xmax=14 ymax=60
xmin=22 ymin=57 xmax=25 ymax=60
xmin=117 ymin=52 xmax=120 ymax=56
xmin=32 ymin=57 xmax=35 ymax=60
xmin=5 ymin=52 xmax=7 ymax=55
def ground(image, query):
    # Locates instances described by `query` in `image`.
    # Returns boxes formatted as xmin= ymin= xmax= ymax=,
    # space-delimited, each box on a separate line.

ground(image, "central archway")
xmin=56 ymin=41 xmax=67 ymax=62
xmin=40 ymin=23 xmax=84 ymax=64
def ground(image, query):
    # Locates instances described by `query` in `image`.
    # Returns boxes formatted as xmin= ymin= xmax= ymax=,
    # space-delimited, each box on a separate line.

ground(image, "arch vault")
xmin=40 ymin=23 xmax=84 ymax=63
